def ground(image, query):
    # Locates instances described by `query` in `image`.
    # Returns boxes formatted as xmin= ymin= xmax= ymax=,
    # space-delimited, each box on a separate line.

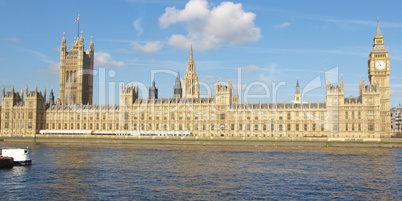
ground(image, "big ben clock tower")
xmin=368 ymin=18 xmax=390 ymax=135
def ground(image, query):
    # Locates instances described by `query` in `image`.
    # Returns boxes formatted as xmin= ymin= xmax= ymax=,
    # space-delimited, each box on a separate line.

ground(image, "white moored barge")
xmin=0 ymin=147 xmax=32 ymax=166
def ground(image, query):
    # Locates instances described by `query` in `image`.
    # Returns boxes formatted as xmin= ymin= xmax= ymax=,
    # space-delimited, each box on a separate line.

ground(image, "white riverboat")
xmin=0 ymin=147 xmax=32 ymax=166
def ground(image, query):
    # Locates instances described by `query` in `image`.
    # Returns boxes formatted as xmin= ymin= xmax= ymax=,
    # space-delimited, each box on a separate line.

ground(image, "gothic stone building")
xmin=1 ymin=21 xmax=391 ymax=138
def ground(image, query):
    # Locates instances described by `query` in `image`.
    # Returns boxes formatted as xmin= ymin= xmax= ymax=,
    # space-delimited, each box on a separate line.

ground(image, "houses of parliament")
xmin=0 ymin=20 xmax=391 ymax=139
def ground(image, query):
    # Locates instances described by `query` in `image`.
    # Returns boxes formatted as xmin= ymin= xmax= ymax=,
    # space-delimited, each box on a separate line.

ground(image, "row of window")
xmin=44 ymin=122 xmax=377 ymax=133
xmin=3 ymin=101 xmax=36 ymax=107
xmin=42 ymin=110 xmax=378 ymax=123
xmin=47 ymin=113 xmax=118 ymax=121
xmin=45 ymin=111 xmax=328 ymax=121
xmin=332 ymin=124 xmax=375 ymax=132
xmin=4 ymin=122 xmax=33 ymax=129
xmin=45 ymin=123 xmax=327 ymax=132
xmin=4 ymin=112 xmax=34 ymax=120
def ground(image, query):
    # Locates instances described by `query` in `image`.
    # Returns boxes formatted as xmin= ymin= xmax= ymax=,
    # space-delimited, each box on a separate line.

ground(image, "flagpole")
xmin=77 ymin=14 xmax=80 ymax=38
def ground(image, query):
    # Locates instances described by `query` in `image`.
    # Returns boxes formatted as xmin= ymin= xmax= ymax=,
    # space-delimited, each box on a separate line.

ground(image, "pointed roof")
xmin=175 ymin=72 xmax=182 ymax=88
xmin=375 ymin=17 xmax=383 ymax=38
xmin=188 ymin=44 xmax=194 ymax=63
xmin=372 ymin=17 xmax=387 ymax=52
xmin=295 ymin=80 xmax=300 ymax=94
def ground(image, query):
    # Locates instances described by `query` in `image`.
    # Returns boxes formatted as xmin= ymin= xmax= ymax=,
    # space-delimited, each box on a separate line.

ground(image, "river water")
xmin=0 ymin=142 xmax=401 ymax=200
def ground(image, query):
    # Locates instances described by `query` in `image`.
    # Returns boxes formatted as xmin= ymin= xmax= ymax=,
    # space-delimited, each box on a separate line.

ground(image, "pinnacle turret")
xmin=149 ymin=80 xmax=158 ymax=99
xmin=62 ymin=32 xmax=66 ymax=44
xmin=80 ymin=31 xmax=84 ymax=42
xmin=90 ymin=36 xmax=94 ymax=48
xmin=294 ymin=80 xmax=301 ymax=103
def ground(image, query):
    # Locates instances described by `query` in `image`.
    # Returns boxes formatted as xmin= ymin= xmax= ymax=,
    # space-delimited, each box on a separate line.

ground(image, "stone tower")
xmin=149 ymin=81 xmax=158 ymax=99
xmin=183 ymin=45 xmax=200 ymax=99
xmin=367 ymin=18 xmax=391 ymax=134
xmin=1 ymin=85 xmax=46 ymax=135
xmin=120 ymin=82 xmax=139 ymax=107
xmin=59 ymin=32 xmax=94 ymax=105
xmin=215 ymin=79 xmax=233 ymax=131
xmin=174 ymin=73 xmax=182 ymax=99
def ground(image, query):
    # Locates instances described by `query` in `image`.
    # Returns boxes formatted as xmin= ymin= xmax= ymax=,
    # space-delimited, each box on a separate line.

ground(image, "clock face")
xmin=375 ymin=60 xmax=386 ymax=70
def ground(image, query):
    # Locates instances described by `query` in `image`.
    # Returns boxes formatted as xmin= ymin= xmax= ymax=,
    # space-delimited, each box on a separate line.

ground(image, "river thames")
xmin=0 ymin=142 xmax=401 ymax=200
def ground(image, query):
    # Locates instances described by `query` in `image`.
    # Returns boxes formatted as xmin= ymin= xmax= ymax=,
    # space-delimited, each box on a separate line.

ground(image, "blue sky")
xmin=1 ymin=0 xmax=402 ymax=107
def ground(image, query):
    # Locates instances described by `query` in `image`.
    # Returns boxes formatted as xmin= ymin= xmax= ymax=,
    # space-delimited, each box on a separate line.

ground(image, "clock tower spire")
xmin=367 ymin=17 xmax=390 ymax=135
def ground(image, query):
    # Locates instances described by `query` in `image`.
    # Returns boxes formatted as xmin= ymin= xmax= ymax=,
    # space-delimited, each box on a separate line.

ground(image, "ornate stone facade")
xmin=1 ymin=85 xmax=46 ymax=135
xmin=59 ymin=32 xmax=94 ymax=105
xmin=0 ymin=22 xmax=392 ymax=138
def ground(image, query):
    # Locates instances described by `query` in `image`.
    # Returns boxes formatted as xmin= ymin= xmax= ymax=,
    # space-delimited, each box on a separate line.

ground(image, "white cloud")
xmin=95 ymin=51 xmax=125 ymax=68
xmin=159 ymin=0 xmax=209 ymax=28
xmin=37 ymin=63 xmax=60 ymax=75
xmin=133 ymin=18 xmax=144 ymax=36
xmin=159 ymin=0 xmax=261 ymax=50
xmin=274 ymin=22 xmax=290 ymax=29
xmin=168 ymin=34 xmax=193 ymax=50
xmin=239 ymin=65 xmax=259 ymax=73
xmin=132 ymin=41 xmax=164 ymax=53
xmin=3 ymin=37 xmax=20 ymax=42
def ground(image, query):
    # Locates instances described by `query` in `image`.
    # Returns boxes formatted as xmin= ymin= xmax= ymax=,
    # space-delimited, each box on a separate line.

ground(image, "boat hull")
xmin=14 ymin=160 xmax=32 ymax=166
xmin=0 ymin=157 xmax=14 ymax=168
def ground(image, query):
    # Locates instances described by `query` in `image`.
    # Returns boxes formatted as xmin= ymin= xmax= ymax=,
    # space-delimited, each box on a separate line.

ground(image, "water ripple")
xmin=0 ymin=143 xmax=400 ymax=200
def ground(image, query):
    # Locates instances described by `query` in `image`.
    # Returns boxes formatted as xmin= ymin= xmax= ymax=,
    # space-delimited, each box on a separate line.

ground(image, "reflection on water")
xmin=0 ymin=143 xmax=401 ymax=200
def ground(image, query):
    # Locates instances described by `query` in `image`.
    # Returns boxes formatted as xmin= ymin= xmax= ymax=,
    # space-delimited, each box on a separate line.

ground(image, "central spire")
xmin=295 ymin=80 xmax=300 ymax=94
xmin=183 ymin=44 xmax=200 ymax=99
xmin=187 ymin=44 xmax=195 ymax=73
xmin=190 ymin=44 xmax=193 ymax=59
